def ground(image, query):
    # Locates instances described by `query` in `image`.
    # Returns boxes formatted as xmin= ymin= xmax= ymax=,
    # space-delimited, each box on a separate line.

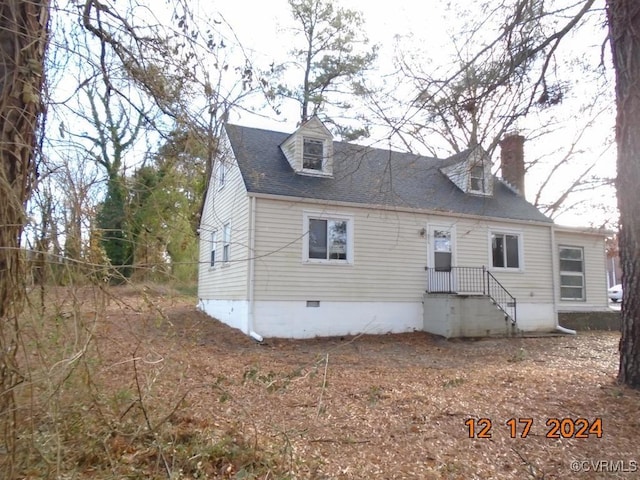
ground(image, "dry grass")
xmin=11 ymin=285 xmax=640 ymax=479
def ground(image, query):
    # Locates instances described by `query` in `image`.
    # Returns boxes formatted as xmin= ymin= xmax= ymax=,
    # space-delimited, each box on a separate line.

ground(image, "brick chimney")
xmin=499 ymin=134 xmax=525 ymax=196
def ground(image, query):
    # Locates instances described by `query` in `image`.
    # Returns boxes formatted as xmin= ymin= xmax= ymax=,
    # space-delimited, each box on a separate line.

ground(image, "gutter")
xmin=247 ymin=196 xmax=262 ymax=342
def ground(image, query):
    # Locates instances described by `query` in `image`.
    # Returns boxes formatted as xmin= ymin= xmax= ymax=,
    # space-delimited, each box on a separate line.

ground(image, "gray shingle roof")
xmin=225 ymin=124 xmax=553 ymax=224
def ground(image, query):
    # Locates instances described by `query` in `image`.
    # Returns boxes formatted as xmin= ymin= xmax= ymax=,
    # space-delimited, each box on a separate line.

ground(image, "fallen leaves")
xmin=53 ymin=286 xmax=640 ymax=478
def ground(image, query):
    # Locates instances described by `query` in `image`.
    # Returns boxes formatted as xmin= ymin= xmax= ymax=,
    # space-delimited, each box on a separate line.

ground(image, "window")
xmin=304 ymin=213 xmax=353 ymax=263
xmin=219 ymin=162 xmax=226 ymax=187
xmin=492 ymin=232 xmax=520 ymax=269
xmin=222 ymin=223 xmax=230 ymax=263
xmin=303 ymin=138 xmax=324 ymax=170
xmin=469 ymin=165 xmax=484 ymax=192
xmin=210 ymin=231 xmax=217 ymax=267
xmin=433 ymin=229 xmax=452 ymax=271
xmin=216 ymin=161 xmax=227 ymax=189
xmin=559 ymin=246 xmax=584 ymax=300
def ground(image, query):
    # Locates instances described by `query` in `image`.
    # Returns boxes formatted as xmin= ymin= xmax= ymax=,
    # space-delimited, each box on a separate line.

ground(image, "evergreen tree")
xmin=282 ymin=0 xmax=377 ymax=139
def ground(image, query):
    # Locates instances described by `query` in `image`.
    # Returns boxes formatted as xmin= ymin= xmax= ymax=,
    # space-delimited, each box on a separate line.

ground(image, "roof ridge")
xmin=223 ymin=123 xmax=552 ymax=223
xmin=226 ymin=123 xmax=442 ymax=162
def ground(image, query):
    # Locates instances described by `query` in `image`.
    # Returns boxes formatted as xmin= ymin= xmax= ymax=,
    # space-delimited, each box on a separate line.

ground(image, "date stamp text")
xmin=464 ymin=417 xmax=603 ymax=439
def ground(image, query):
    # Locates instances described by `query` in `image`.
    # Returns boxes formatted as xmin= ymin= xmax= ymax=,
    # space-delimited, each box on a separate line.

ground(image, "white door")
xmin=428 ymin=225 xmax=456 ymax=292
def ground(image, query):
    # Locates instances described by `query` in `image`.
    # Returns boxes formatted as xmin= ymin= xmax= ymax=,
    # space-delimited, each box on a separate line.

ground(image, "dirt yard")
xmin=27 ymin=286 xmax=639 ymax=479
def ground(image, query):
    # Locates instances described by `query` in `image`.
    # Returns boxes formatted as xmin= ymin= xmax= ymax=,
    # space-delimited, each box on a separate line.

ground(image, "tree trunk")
xmin=0 ymin=0 xmax=50 ymax=470
xmin=607 ymin=0 xmax=640 ymax=388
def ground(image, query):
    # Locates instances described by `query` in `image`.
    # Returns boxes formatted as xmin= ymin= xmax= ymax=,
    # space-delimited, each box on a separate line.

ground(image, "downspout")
xmin=551 ymin=225 xmax=576 ymax=335
xmin=247 ymin=196 xmax=262 ymax=342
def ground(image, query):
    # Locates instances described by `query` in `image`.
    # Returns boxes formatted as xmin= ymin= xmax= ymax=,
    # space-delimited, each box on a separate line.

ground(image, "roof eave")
xmin=246 ymin=191 xmax=555 ymax=227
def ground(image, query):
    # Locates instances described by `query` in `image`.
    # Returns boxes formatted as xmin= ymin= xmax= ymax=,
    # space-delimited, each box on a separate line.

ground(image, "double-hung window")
xmin=559 ymin=246 xmax=585 ymax=300
xmin=491 ymin=232 xmax=521 ymax=269
xmin=210 ymin=231 xmax=217 ymax=267
xmin=469 ymin=165 xmax=485 ymax=193
xmin=303 ymin=138 xmax=324 ymax=171
xmin=304 ymin=213 xmax=353 ymax=263
xmin=222 ymin=223 xmax=230 ymax=263
xmin=216 ymin=161 xmax=226 ymax=190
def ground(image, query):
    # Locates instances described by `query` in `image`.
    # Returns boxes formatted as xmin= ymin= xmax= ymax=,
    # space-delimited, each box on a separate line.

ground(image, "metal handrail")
xmin=485 ymin=268 xmax=517 ymax=325
xmin=426 ymin=266 xmax=517 ymax=324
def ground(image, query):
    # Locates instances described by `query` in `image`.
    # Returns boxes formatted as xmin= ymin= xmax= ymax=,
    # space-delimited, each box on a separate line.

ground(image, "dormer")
xmin=440 ymin=146 xmax=493 ymax=196
xmin=280 ymin=116 xmax=334 ymax=177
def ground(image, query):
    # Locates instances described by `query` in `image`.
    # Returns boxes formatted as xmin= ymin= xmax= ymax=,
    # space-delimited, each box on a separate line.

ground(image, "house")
xmin=197 ymin=117 xmax=609 ymax=339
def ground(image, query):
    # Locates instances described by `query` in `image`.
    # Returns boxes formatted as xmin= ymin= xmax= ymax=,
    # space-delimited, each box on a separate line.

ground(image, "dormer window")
xmin=469 ymin=165 xmax=485 ymax=193
xmin=440 ymin=146 xmax=493 ymax=197
xmin=279 ymin=116 xmax=334 ymax=176
xmin=303 ymin=138 xmax=324 ymax=171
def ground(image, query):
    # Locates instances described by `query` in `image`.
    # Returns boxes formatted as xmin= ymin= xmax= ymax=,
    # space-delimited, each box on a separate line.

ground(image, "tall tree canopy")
xmin=281 ymin=0 xmax=377 ymax=139
xmin=35 ymin=0 xmax=269 ymax=282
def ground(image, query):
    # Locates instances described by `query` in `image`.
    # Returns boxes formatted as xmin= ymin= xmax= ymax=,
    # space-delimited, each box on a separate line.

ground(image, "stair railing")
xmin=484 ymin=267 xmax=517 ymax=325
xmin=426 ymin=266 xmax=517 ymax=324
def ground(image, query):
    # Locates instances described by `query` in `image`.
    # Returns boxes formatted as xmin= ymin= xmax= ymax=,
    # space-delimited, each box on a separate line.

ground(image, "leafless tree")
xmin=373 ymin=0 xmax=613 ymax=221
xmin=0 ymin=0 xmax=272 ymax=472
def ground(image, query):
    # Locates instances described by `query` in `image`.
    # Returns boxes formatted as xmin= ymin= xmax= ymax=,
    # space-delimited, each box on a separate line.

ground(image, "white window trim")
xmin=488 ymin=228 xmax=524 ymax=272
xmin=209 ymin=230 xmax=217 ymax=269
xmin=559 ymin=245 xmax=585 ymax=301
xmin=468 ymin=165 xmax=486 ymax=194
xmin=299 ymin=168 xmax=334 ymax=177
xmin=216 ymin=161 xmax=227 ymax=191
xmin=301 ymin=137 xmax=332 ymax=176
xmin=222 ymin=223 xmax=231 ymax=264
xmin=302 ymin=137 xmax=324 ymax=171
xmin=427 ymin=223 xmax=457 ymax=268
xmin=302 ymin=211 xmax=354 ymax=265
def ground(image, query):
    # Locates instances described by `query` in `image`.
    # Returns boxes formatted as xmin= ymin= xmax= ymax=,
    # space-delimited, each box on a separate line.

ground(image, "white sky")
xmin=198 ymin=1 xmax=618 ymax=227
xmin=213 ymin=0 xmax=455 ymax=129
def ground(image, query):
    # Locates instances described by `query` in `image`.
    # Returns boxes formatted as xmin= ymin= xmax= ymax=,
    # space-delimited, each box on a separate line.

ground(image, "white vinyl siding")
xmin=198 ymin=132 xmax=250 ymax=300
xmin=253 ymin=199 xmax=426 ymax=302
xmin=554 ymin=230 xmax=608 ymax=309
xmin=252 ymin=198 xmax=556 ymax=304
xmin=456 ymin=220 xmax=554 ymax=303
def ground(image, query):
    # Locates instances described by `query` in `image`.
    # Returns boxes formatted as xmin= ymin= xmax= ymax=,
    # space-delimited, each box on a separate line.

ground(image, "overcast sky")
xmin=212 ymin=0 xmax=456 ymax=129
xmin=205 ymin=1 xmax=616 ymax=227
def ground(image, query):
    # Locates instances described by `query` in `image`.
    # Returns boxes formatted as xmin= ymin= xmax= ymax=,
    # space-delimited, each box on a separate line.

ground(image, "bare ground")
xmin=21 ymin=286 xmax=640 ymax=479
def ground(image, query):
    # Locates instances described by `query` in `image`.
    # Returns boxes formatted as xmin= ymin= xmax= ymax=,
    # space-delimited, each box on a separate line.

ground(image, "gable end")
xmin=280 ymin=117 xmax=334 ymax=177
xmin=440 ymin=147 xmax=493 ymax=196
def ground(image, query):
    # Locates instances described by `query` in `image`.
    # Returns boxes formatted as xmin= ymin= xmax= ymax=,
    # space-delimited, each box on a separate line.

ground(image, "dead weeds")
xmin=12 ymin=285 xmax=640 ymax=479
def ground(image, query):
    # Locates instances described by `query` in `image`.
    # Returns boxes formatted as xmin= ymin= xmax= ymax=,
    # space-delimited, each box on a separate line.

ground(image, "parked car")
xmin=608 ymin=284 xmax=623 ymax=302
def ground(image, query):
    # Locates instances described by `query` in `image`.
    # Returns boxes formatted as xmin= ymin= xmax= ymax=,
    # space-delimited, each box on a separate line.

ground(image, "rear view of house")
xmin=197 ymin=117 xmax=609 ymax=339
